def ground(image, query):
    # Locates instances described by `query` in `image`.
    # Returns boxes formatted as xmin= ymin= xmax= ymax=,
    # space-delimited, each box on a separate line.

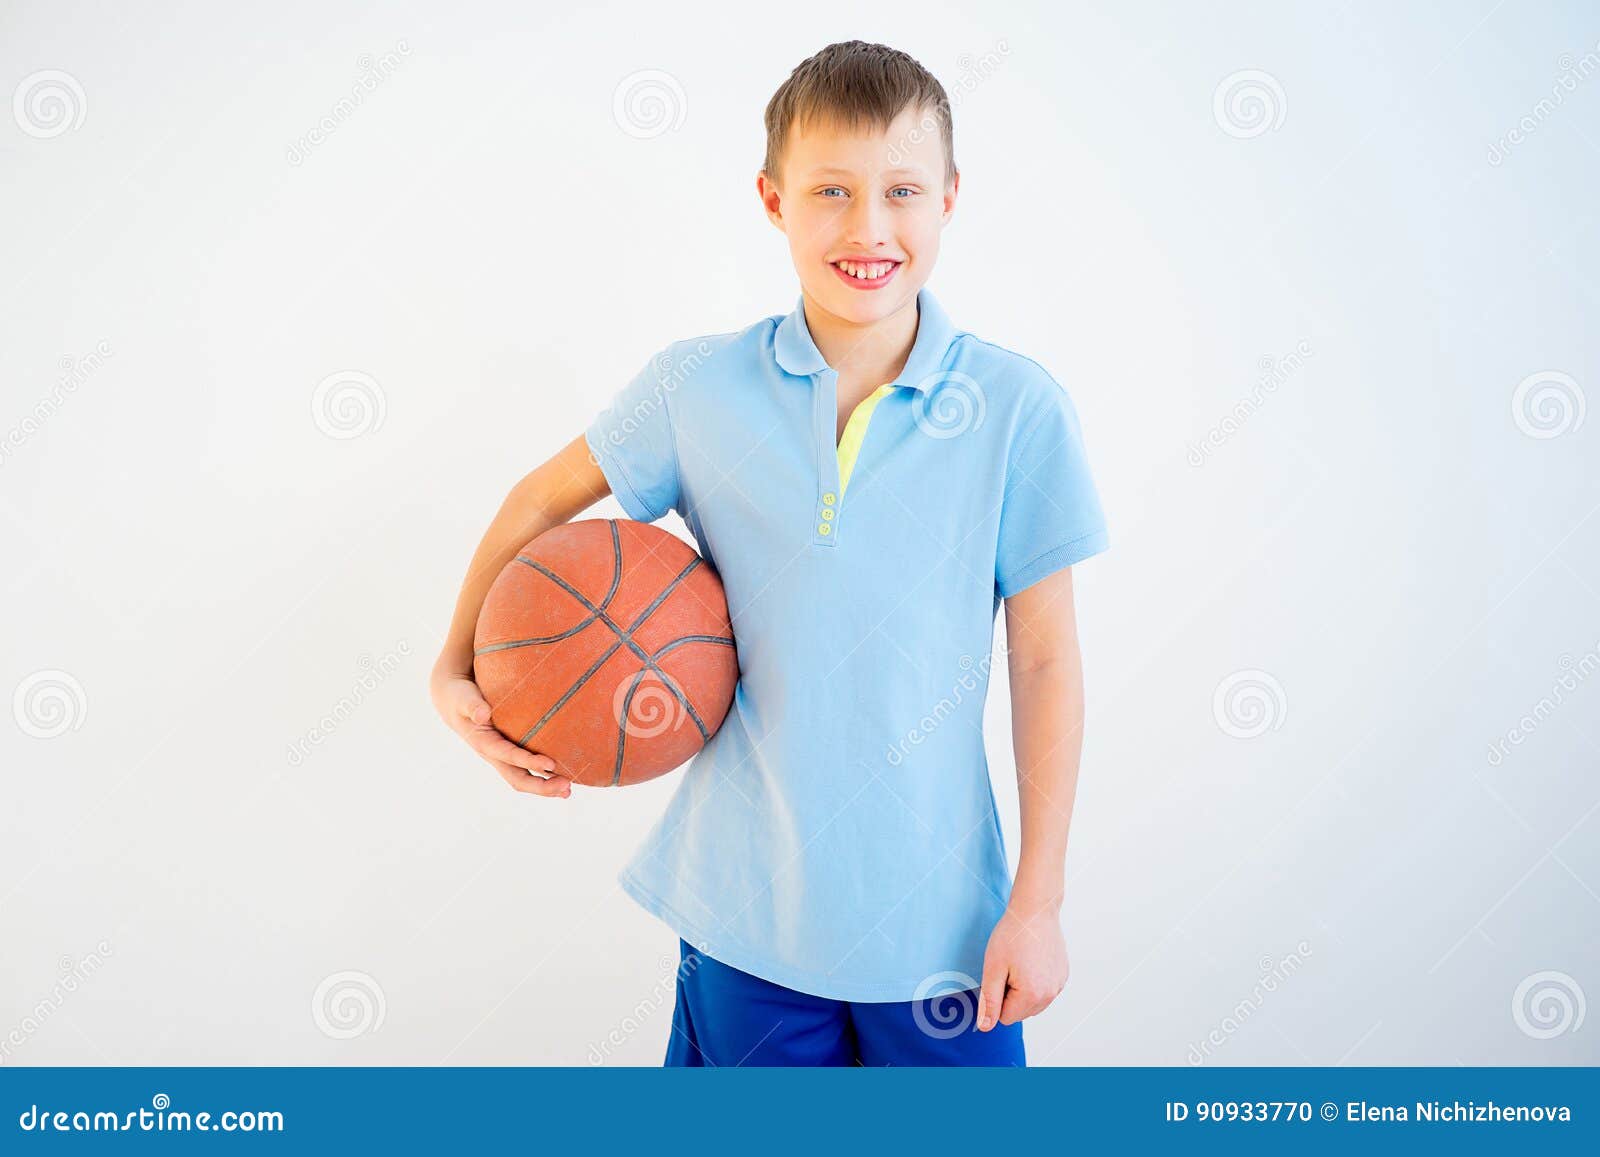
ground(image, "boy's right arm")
xmin=429 ymin=432 xmax=612 ymax=798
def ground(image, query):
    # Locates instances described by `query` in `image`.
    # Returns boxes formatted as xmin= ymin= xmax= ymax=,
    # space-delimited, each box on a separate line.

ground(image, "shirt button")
xmin=818 ymin=523 xmax=832 ymax=536
xmin=822 ymin=492 xmax=836 ymax=506
xmin=820 ymin=508 xmax=834 ymax=521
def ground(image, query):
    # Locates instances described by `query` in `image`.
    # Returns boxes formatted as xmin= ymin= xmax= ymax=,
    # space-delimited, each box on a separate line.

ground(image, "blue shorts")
xmin=664 ymin=939 xmax=1025 ymax=1067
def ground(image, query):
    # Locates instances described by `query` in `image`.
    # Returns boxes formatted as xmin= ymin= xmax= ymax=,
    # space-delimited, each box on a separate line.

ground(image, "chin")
xmin=820 ymin=284 xmax=914 ymax=325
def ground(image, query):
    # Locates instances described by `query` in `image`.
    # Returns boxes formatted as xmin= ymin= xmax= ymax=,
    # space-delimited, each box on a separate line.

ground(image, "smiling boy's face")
xmin=759 ymin=103 xmax=958 ymax=330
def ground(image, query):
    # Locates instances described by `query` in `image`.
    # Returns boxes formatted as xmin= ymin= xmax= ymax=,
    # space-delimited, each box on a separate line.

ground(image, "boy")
xmin=430 ymin=40 xmax=1108 ymax=1066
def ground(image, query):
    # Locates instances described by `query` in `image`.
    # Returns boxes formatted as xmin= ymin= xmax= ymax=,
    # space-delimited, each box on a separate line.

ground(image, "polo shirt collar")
xmin=773 ymin=287 xmax=956 ymax=392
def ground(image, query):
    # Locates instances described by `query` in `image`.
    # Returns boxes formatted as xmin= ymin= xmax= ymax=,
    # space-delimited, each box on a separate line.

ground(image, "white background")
xmin=2 ymin=0 xmax=1597 ymax=1065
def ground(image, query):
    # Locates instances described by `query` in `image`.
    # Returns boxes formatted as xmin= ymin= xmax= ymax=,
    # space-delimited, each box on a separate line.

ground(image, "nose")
xmin=843 ymin=192 xmax=892 ymax=249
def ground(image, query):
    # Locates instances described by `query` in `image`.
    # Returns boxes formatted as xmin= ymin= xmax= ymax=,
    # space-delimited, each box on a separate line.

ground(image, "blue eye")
xmin=820 ymin=187 xmax=847 ymax=198
xmin=889 ymin=186 xmax=918 ymax=198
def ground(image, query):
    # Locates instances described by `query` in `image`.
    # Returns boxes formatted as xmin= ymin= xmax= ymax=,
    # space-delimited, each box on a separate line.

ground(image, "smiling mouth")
xmin=830 ymin=258 xmax=902 ymax=289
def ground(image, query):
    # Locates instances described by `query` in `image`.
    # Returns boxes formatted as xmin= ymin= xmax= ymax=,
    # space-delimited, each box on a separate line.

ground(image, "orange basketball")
xmin=473 ymin=519 xmax=738 ymax=787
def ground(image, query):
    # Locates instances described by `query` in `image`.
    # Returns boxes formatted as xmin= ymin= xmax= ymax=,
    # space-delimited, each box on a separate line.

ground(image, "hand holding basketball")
xmin=430 ymin=661 xmax=573 ymax=798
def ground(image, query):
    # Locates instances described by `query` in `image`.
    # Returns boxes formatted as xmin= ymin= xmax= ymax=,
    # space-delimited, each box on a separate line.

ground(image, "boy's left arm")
xmin=976 ymin=564 xmax=1086 ymax=1032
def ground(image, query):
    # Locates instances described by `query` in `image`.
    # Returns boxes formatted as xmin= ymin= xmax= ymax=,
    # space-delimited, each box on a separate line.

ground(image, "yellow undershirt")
xmin=835 ymin=383 xmax=895 ymax=498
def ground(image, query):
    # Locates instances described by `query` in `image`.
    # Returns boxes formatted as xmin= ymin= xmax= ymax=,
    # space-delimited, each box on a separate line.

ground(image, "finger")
xmin=450 ymin=679 xmax=492 ymax=727
xmin=470 ymin=728 xmax=558 ymax=774
xmin=998 ymin=986 xmax=1034 ymax=1025
xmin=977 ymin=957 xmax=1008 ymax=1032
xmin=491 ymin=758 xmax=572 ymax=797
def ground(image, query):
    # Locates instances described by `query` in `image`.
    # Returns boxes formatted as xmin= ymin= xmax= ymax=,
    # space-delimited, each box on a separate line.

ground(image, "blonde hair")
xmin=762 ymin=40 xmax=956 ymax=187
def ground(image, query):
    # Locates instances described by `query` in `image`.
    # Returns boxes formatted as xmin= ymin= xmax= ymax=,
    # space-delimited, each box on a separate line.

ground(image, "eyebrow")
xmin=806 ymin=166 xmax=928 ymax=179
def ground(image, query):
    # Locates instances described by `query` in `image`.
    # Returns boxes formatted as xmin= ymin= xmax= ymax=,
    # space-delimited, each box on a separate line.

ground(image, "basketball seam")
xmin=495 ymin=521 xmax=734 ymax=787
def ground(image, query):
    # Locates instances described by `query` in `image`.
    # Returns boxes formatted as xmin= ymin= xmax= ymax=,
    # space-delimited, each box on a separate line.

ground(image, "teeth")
xmin=839 ymin=261 xmax=894 ymax=279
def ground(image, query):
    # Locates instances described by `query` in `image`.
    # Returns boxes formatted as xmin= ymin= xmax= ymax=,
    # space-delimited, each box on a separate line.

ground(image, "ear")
xmin=940 ymin=169 xmax=960 ymax=225
xmin=756 ymin=171 xmax=787 ymax=232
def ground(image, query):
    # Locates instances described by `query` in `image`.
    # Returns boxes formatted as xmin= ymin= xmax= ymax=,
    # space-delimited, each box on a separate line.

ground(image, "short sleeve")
xmin=583 ymin=349 xmax=683 ymax=523
xmin=995 ymin=378 xmax=1110 ymax=597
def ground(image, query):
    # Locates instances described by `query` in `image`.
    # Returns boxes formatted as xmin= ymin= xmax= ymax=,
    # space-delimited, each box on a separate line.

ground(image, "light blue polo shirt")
xmin=583 ymin=287 xmax=1109 ymax=1002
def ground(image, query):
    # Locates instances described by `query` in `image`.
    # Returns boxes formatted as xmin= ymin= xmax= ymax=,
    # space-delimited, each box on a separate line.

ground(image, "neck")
xmin=800 ymin=290 xmax=920 ymax=384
